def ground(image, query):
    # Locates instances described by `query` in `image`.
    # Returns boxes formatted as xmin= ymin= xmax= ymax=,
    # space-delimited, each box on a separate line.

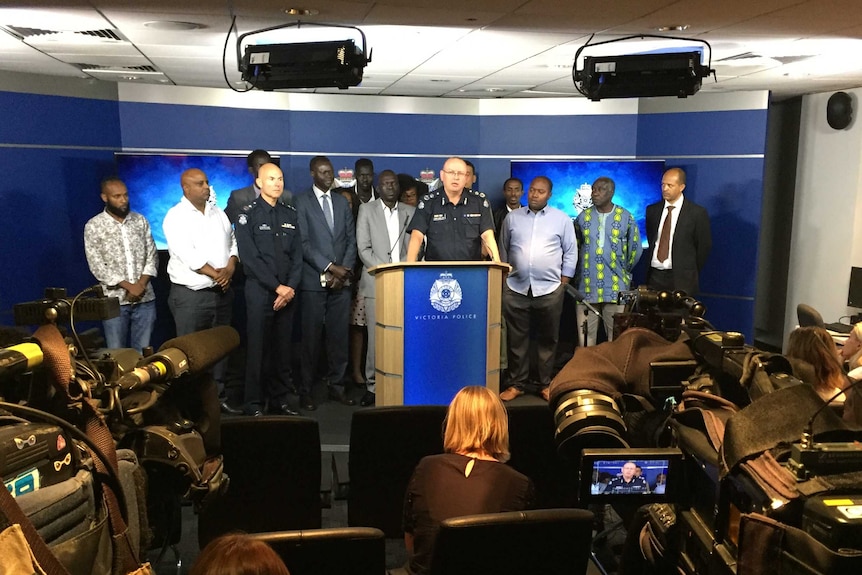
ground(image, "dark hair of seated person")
xmin=786 ymin=326 xmax=849 ymax=402
xmin=190 ymin=533 xmax=290 ymax=575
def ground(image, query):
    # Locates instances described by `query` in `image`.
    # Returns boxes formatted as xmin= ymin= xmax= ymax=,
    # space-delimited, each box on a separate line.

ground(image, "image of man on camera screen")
xmin=606 ymin=461 xmax=649 ymax=494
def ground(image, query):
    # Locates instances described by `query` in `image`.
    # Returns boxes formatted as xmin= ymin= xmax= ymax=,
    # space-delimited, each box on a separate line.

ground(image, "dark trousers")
xmin=503 ymin=283 xmax=564 ymax=389
xmin=244 ymin=280 xmax=295 ymax=409
xmin=646 ymin=268 xmax=675 ymax=293
xmin=299 ymin=288 xmax=350 ymax=396
xmin=168 ymin=283 xmax=233 ymax=392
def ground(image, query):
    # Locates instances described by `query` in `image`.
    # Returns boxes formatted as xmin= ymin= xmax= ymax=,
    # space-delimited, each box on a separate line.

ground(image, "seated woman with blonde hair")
xmin=402 ymin=386 xmax=535 ymax=575
xmin=190 ymin=533 xmax=290 ymax=575
xmin=786 ymin=326 xmax=850 ymax=403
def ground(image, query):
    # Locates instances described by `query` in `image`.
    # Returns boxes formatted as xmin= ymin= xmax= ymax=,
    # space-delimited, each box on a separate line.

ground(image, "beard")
xmin=106 ymin=203 xmax=130 ymax=218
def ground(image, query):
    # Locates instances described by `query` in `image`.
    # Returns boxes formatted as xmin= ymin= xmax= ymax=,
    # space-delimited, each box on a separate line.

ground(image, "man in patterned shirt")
xmin=574 ymin=176 xmax=642 ymax=346
xmin=84 ymin=176 xmax=158 ymax=351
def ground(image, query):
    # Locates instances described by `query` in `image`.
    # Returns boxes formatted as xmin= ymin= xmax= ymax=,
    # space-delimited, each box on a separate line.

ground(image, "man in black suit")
xmin=226 ymin=149 xmax=292 ymax=224
xmin=493 ymin=177 xmax=523 ymax=237
xmin=293 ymin=156 xmax=357 ymax=410
xmin=645 ymin=167 xmax=712 ymax=296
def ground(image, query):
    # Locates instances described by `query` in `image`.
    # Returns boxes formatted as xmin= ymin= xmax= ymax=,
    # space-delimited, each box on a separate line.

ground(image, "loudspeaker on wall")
xmin=827 ymin=91 xmax=853 ymax=130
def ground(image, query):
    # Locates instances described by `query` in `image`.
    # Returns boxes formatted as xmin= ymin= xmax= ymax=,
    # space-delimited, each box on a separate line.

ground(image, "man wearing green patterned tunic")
xmin=575 ymin=177 xmax=642 ymax=346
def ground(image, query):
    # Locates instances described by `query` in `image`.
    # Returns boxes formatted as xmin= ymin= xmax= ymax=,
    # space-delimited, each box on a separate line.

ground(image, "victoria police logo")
xmin=429 ymin=272 xmax=462 ymax=313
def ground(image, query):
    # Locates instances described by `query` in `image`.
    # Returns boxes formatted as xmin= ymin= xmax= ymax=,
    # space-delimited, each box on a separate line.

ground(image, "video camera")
xmin=549 ymin=286 xmax=862 ymax=575
xmin=1 ymin=286 xmax=238 ymax=557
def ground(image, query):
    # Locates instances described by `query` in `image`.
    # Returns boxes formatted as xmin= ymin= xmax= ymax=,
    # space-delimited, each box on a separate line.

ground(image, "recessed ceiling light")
xmin=429 ymin=79 xmax=450 ymax=83
xmin=120 ymin=76 xmax=139 ymax=81
xmin=285 ymin=8 xmax=320 ymax=16
xmin=657 ymin=24 xmax=689 ymax=32
xmin=143 ymin=21 xmax=205 ymax=31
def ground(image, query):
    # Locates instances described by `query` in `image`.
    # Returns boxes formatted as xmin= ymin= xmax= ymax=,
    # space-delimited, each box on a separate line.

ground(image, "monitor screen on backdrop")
xmin=510 ymin=160 xmax=666 ymax=247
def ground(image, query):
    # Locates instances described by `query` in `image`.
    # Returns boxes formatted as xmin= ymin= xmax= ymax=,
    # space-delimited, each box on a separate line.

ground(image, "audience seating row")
xmin=198 ymin=405 xmax=586 ymax=574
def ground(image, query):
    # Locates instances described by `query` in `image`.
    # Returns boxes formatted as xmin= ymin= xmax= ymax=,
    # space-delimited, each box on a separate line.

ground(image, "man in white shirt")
xmin=163 ymin=168 xmax=239 ymax=407
xmin=84 ymin=177 xmax=158 ymax=351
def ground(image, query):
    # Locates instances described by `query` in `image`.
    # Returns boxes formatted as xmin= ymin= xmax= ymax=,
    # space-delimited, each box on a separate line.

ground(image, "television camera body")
xmin=2 ymin=287 xmax=237 ymax=555
xmin=550 ymin=286 xmax=862 ymax=575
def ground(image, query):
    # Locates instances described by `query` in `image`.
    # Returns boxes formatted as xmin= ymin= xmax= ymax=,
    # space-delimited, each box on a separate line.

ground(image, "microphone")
xmin=117 ymin=325 xmax=239 ymax=390
xmin=0 ymin=342 xmax=44 ymax=380
xmin=387 ymin=213 xmax=411 ymax=262
xmin=563 ymin=284 xmax=603 ymax=318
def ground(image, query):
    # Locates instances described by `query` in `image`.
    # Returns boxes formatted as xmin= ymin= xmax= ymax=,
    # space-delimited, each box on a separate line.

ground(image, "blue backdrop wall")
xmin=1 ymin=88 xmax=767 ymax=342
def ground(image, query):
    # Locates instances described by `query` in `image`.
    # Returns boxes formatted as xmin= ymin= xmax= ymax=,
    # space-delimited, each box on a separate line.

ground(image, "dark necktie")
xmin=321 ymin=194 xmax=334 ymax=232
xmin=657 ymin=205 xmax=675 ymax=262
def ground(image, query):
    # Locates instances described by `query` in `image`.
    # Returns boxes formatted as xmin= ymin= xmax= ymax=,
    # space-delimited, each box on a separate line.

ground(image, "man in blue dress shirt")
xmin=498 ymin=176 xmax=577 ymax=402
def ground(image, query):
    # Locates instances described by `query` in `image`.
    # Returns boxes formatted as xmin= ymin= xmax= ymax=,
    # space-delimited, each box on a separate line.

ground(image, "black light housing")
xmin=237 ymin=21 xmax=370 ymax=91
xmin=573 ymin=35 xmax=715 ymax=101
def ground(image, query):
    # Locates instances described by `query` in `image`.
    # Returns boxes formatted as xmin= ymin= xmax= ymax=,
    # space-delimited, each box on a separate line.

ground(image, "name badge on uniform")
xmin=282 ymin=223 xmax=295 ymax=229
xmin=465 ymin=213 xmax=481 ymax=218
xmin=258 ymin=223 xmax=272 ymax=231
xmin=433 ymin=214 xmax=446 ymax=222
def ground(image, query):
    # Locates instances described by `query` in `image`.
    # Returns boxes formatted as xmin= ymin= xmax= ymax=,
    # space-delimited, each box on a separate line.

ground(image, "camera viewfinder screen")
xmin=590 ymin=458 xmax=669 ymax=495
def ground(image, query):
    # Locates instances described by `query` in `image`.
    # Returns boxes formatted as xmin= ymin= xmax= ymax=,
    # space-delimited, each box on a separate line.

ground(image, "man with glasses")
xmin=406 ymin=157 xmax=499 ymax=262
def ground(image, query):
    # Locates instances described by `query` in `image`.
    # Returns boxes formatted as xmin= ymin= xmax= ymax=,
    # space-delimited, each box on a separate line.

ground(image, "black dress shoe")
xmin=360 ymin=391 xmax=376 ymax=407
xmin=328 ymin=387 xmax=356 ymax=406
xmin=246 ymin=408 xmax=263 ymax=417
xmin=270 ymin=404 xmax=299 ymax=416
xmin=220 ymin=401 xmax=243 ymax=415
xmin=300 ymin=395 xmax=317 ymax=411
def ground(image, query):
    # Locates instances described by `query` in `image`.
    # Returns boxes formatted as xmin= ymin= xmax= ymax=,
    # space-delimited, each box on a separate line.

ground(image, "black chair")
xmin=347 ymin=406 xmax=446 ymax=536
xmin=797 ymin=303 xmax=825 ymax=328
xmin=428 ymin=508 xmax=595 ymax=575
xmin=198 ymin=416 xmax=322 ymax=548
xmin=506 ymin=404 xmax=574 ymax=508
xmin=252 ymin=527 xmax=386 ymax=575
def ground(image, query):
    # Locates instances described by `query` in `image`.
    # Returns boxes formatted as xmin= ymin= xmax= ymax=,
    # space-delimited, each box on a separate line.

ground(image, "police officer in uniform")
xmin=235 ymin=163 xmax=302 ymax=416
xmin=406 ymin=157 xmax=500 ymax=262
xmin=606 ymin=461 xmax=649 ymax=494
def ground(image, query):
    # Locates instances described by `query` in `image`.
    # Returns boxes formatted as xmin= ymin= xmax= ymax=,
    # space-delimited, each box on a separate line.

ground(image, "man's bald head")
xmin=181 ymin=168 xmax=210 ymax=210
xmin=256 ymin=163 xmax=285 ymax=206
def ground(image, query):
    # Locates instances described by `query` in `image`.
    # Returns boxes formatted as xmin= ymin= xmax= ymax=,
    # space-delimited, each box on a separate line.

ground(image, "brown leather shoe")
xmin=500 ymin=386 xmax=525 ymax=401
xmin=540 ymin=387 xmax=550 ymax=402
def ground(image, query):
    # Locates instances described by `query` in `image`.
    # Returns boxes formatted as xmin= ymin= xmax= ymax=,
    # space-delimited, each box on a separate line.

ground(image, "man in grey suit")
xmin=356 ymin=170 xmax=415 ymax=406
xmin=294 ymin=156 xmax=357 ymax=410
xmin=226 ymin=149 xmax=292 ymax=224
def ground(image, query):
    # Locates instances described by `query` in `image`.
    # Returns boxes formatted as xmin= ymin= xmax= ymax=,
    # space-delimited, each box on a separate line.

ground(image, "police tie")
xmin=657 ymin=205 xmax=674 ymax=262
xmin=321 ymin=193 xmax=334 ymax=232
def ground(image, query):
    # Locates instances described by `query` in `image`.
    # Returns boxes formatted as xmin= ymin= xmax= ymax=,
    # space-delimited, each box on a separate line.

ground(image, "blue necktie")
xmin=321 ymin=194 xmax=334 ymax=232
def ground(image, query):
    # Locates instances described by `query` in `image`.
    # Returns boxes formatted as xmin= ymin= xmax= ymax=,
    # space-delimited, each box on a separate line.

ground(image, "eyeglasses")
xmin=442 ymin=170 xmax=468 ymax=178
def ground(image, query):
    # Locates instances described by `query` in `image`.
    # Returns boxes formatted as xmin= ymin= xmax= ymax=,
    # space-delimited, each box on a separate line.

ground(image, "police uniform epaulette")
xmin=285 ymin=203 xmax=296 ymax=211
xmin=468 ymin=189 xmax=486 ymax=198
xmin=423 ymin=190 xmax=441 ymax=202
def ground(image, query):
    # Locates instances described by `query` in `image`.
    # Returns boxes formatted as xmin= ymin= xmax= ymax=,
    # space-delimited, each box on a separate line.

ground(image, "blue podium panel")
xmin=403 ymin=267 xmax=489 ymax=405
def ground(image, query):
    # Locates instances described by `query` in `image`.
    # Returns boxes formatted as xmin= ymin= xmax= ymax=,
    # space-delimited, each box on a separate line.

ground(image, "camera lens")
xmin=554 ymin=389 xmax=629 ymax=460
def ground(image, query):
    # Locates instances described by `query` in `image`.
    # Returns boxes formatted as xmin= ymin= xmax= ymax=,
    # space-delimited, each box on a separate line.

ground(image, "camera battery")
xmin=802 ymin=495 xmax=862 ymax=552
xmin=1 ymin=423 xmax=75 ymax=498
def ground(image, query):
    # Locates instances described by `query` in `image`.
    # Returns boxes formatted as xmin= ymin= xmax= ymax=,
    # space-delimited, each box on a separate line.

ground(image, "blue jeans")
xmin=102 ymin=300 xmax=156 ymax=352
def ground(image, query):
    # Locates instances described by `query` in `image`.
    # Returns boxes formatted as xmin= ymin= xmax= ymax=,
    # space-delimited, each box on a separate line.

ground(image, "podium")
xmin=368 ymin=261 xmax=507 ymax=406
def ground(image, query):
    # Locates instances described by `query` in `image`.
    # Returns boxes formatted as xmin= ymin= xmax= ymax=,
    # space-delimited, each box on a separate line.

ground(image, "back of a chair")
xmin=429 ymin=508 xmax=595 ymax=575
xmin=253 ymin=527 xmax=386 ymax=575
xmin=506 ymin=404 xmax=573 ymax=508
xmin=797 ymin=303 xmax=825 ymax=328
xmin=348 ymin=405 xmax=447 ymax=536
xmin=198 ymin=416 xmax=322 ymax=548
